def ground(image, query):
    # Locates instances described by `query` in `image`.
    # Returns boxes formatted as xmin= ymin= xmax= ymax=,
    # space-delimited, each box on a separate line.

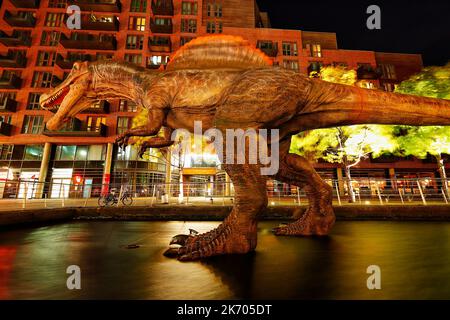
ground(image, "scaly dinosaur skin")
xmin=40 ymin=37 xmax=450 ymax=261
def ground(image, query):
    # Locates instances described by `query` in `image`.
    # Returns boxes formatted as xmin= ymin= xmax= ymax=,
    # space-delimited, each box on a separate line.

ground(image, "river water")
xmin=1 ymin=220 xmax=450 ymax=299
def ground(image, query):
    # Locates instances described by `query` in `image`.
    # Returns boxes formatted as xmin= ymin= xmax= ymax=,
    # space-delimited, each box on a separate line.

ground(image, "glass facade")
xmin=0 ymin=144 xmax=44 ymax=198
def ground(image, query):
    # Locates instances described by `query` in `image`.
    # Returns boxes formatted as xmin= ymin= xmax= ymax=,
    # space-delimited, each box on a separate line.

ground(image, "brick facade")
xmin=0 ymin=0 xmax=438 ymax=199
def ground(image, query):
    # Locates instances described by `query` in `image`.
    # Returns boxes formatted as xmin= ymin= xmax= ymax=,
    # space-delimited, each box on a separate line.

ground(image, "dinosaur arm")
xmin=116 ymin=109 xmax=166 ymax=147
xmin=136 ymin=127 xmax=175 ymax=149
xmin=134 ymin=109 xmax=167 ymax=136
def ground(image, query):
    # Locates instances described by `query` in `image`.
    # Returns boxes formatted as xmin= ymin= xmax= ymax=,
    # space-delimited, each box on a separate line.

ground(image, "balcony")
xmin=150 ymin=19 xmax=173 ymax=34
xmin=0 ymin=74 xmax=22 ymax=89
xmin=9 ymin=0 xmax=39 ymax=8
xmin=149 ymin=37 xmax=171 ymax=52
xmin=4 ymin=10 xmax=36 ymax=27
xmin=0 ymin=97 xmax=18 ymax=112
xmin=0 ymin=30 xmax=31 ymax=47
xmin=151 ymin=0 xmax=174 ymax=16
xmin=43 ymin=119 xmax=107 ymax=137
xmin=357 ymin=65 xmax=381 ymax=80
xmin=68 ymin=0 xmax=121 ymax=13
xmin=55 ymin=53 xmax=92 ymax=70
xmin=81 ymin=15 xmax=119 ymax=31
xmin=60 ymin=33 xmax=117 ymax=50
xmin=257 ymin=41 xmax=278 ymax=57
xmin=0 ymin=50 xmax=27 ymax=68
xmin=79 ymin=100 xmax=110 ymax=114
xmin=146 ymin=64 xmax=162 ymax=70
xmin=0 ymin=122 xmax=12 ymax=136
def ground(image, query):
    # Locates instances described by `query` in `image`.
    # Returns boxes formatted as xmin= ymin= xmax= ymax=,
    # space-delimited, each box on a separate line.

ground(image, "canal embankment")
xmin=1 ymin=204 xmax=450 ymax=228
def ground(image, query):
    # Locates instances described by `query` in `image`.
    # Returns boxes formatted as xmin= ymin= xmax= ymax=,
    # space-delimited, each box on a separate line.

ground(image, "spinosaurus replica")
xmin=40 ymin=36 xmax=450 ymax=261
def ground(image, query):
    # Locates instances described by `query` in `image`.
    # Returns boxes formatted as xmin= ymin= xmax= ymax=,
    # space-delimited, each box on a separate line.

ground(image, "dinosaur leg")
xmin=177 ymin=164 xmax=267 ymax=261
xmin=273 ymin=141 xmax=335 ymax=236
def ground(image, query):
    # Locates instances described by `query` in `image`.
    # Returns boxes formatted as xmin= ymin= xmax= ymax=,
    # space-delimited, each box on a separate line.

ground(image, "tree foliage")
xmin=395 ymin=63 xmax=450 ymax=100
xmin=291 ymin=125 xmax=397 ymax=166
xmin=394 ymin=126 xmax=450 ymax=159
xmin=394 ymin=63 xmax=450 ymax=159
xmin=316 ymin=65 xmax=357 ymax=86
xmin=292 ymin=65 xmax=394 ymax=164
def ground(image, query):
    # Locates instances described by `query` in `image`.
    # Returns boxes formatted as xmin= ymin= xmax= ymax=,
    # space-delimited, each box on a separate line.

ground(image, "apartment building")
xmin=0 ymin=0 xmax=435 ymax=199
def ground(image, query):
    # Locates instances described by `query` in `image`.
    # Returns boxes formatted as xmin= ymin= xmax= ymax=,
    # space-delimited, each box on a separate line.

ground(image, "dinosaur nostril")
xmin=73 ymin=62 xmax=80 ymax=70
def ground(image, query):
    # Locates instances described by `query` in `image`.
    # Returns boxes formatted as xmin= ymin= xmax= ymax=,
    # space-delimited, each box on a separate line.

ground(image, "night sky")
xmin=257 ymin=0 xmax=450 ymax=66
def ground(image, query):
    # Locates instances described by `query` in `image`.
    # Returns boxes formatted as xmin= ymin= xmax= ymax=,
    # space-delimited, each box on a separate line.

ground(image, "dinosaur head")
xmin=40 ymin=61 xmax=98 ymax=130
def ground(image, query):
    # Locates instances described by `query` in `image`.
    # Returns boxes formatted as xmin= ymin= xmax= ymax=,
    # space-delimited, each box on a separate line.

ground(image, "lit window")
xmin=27 ymin=93 xmax=41 ymax=110
xmin=182 ymin=1 xmax=198 ymax=15
xmin=207 ymin=3 xmax=222 ymax=17
xmin=124 ymin=54 xmax=142 ymax=65
xmin=128 ymin=16 xmax=146 ymax=31
xmin=130 ymin=0 xmax=147 ymax=12
xmin=31 ymin=72 xmax=52 ymax=88
xmin=126 ymin=35 xmax=144 ymax=49
xmin=22 ymin=115 xmax=44 ymax=134
xmin=117 ymin=117 xmax=132 ymax=135
xmin=282 ymin=42 xmax=298 ymax=57
xmin=283 ymin=60 xmax=299 ymax=71
xmin=45 ymin=13 xmax=64 ymax=27
xmin=311 ymin=44 xmax=322 ymax=58
xmin=36 ymin=51 xmax=56 ymax=67
xmin=148 ymin=55 xmax=169 ymax=66
xmin=380 ymin=64 xmax=397 ymax=80
xmin=181 ymin=19 xmax=197 ymax=33
xmin=40 ymin=31 xmax=60 ymax=46
xmin=206 ymin=21 xmax=222 ymax=34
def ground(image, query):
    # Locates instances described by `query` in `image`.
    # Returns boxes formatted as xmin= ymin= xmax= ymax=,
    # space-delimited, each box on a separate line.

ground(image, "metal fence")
xmin=0 ymin=177 xmax=449 ymax=210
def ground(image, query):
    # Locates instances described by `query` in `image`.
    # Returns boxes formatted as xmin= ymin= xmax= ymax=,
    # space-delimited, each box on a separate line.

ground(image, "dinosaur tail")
xmin=305 ymin=80 xmax=450 ymax=129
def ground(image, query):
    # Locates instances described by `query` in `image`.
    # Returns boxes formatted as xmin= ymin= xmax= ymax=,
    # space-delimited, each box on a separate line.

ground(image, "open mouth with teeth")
xmin=40 ymin=86 xmax=70 ymax=111
xmin=39 ymin=64 xmax=93 ymax=131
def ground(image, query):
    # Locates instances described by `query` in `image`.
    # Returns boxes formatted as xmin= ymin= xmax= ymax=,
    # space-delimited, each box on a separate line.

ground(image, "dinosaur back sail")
xmin=166 ymin=35 xmax=272 ymax=71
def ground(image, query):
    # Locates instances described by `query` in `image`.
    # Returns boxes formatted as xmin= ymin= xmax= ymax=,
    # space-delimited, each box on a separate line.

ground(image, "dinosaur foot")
xmin=167 ymin=212 xmax=257 ymax=261
xmin=273 ymin=206 xmax=335 ymax=236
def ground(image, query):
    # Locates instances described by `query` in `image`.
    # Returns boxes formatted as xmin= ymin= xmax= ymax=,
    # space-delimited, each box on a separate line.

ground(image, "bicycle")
xmin=98 ymin=187 xmax=133 ymax=207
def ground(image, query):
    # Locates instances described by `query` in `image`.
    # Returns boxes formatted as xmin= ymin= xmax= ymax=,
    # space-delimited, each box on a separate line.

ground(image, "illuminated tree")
xmin=292 ymin=125 xmax=396 ymax=202
xmin=395 ymin=63 xmax=450 ymax=196
xmin=395 ymin=63 xmax=450 ymax=99
xmin=293 ymin=65 xmax=393 ymax=202
xmin=395 ymin=126 xmax=450 ymax=196
xmin=316 ymin=65 xmax=357 ymax=86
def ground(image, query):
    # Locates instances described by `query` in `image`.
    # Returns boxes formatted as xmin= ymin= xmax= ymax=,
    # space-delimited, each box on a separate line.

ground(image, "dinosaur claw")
xmin=163 ymin=247 xmax=180 ymax=258
xmin=115 ymin=133 xmax=131 ymax=149
xmin=178 ymin=251 xmax=201 ymax=262
xmin=165 ymin=215 xmax=257 ymax=261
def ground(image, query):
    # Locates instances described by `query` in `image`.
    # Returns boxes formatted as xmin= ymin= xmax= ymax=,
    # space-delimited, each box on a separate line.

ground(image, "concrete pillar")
xmin=36 ymin=142 xmax=52 ymax=198
xmin=165 ymin=150 xmax=172 ymax=195
xmin=225 ymin=173 xmax=231 ymax=196
xmin=336 ymin=167 xmax=345 ymax=196
xmin=102 ymin=143 xmax=114 ymax=195
xmin=209 ymin=175 xmax=214 ymax=196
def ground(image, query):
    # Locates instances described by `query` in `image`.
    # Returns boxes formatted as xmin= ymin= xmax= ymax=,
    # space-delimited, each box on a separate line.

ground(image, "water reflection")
xmin=0 ymin=220 xmax=450 ymax=299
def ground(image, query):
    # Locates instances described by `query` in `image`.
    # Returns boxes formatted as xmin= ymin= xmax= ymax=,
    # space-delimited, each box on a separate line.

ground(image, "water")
xmin=1 ymin=220 xmax=450 ymax=300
